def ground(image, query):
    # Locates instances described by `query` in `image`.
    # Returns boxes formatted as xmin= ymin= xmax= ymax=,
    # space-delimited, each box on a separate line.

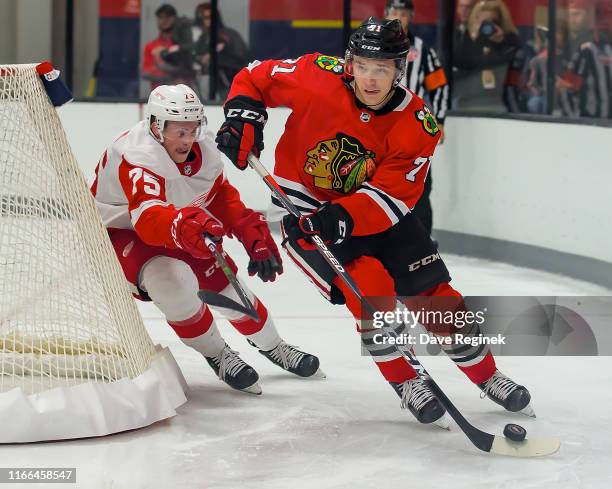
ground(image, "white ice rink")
xmin=2 ymin=236 xmax=611 ymax=489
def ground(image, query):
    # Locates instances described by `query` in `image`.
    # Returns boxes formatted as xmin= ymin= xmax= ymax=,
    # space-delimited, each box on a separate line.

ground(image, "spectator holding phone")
xmin=453 ymin=0 xmax=522 ymax=110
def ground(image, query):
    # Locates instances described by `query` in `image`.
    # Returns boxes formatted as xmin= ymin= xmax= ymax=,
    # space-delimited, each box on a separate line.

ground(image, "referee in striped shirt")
xmin=385 ymin=0 xmax=449 ymax=237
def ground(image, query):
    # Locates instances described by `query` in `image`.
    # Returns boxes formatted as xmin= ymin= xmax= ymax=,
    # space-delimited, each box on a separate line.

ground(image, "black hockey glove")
xmin=215 ymin=96 xmax=268 ymax=170
xmin=282 ymin=204 xmax=354 ymax=246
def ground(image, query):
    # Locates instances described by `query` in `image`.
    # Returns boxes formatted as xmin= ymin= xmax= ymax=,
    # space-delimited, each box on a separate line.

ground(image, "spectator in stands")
xmin=142 ymin=4 xmax=196 ymax=90
xmin=454 ymin=0 xmax=478 ymax=53
xmin=193 ymin=2 xmax=250 ymax=98
xmin=566 ymin=0 xmax=595 ymax=53
xmin=523 ymin=19 xmax=571 ymax=114
xmin=385 ymin=0 xmax=449 ymax=237
xmin=559 ymin=1 xmax=612 ymax=118
xmin=453 ymin=0 xmax=522 ymax=111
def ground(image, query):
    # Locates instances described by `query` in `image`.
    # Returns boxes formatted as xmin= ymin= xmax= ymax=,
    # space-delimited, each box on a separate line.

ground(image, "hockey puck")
xmin=503 ymin=423 xmax=527 ymax=442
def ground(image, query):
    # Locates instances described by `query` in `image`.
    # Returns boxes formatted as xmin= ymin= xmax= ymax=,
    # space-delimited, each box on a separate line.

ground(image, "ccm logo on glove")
xmin=226 ymin=108 xmax=267 ymax=124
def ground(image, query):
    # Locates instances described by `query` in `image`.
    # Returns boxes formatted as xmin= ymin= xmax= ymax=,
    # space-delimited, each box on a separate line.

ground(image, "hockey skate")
xmin=249 ymin=339 xmax=324 ymax=378
xmin=204 ymin=345 xmax=262 ymax=395
xmin=390 ymin=377 xmax=449 ymax=429
xmin=478 ymin=369 xmax=535 ymax=417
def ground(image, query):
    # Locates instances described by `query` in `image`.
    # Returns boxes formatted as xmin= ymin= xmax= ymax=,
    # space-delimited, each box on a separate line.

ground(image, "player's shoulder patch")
xmin=313 ymin=55 xmax=344 ymax=75
xmin=415 ymin=105 xmax=440 ymax=137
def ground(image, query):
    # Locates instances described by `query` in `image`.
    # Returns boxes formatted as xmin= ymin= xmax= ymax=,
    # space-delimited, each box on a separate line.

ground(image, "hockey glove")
xmin=232 ymin=209 xmax=283 ymax=282
xmin=282 ymin=203 xmax=354 ymax=246
xmin=171 ymin=207 xmax=224 ymax=259
xmin=215 ymin=96 xmax=268 ymax=170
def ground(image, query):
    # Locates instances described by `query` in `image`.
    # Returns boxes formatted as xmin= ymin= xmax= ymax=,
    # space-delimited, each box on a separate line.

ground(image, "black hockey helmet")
xmin=348 ymin=17 xmax=410 ymax=60
xmin=385 ymin=0 xmax=415 ymax=11
xmin=345 ymin=17 xmax=410 ymax=86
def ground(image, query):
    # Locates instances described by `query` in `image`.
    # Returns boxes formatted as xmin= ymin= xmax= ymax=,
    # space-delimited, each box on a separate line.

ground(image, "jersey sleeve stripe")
xmin=280 ymin=186 xmax=321 ymax=209
xmin=271 ymin=195 xmax=317 ymax=214
xmin=360 ymin=182 xmax=410 ymax=216
xmin=274 ymin=175 xmax=322 ymax=207
xmin=356 ymin=188 xmax=402 ymax=225
xmin=130 ymin=199 xmax=169 ymax=225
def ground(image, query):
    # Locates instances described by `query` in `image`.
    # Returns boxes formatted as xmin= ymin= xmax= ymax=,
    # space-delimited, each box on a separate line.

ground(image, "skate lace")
xmin=214 ymin=347 xmax=247 ymax=381
xmin=480 ymin=371 xmax=516 ymax=401
xmin=269 ymin=341 xmax=304 ymax=370
xmin=400 ymin=378 xmax=434 ymax=411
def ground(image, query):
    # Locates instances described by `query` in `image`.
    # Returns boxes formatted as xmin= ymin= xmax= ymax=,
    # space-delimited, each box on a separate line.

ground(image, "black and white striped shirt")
xmin=402 ymin=33 xmax=450 ymax=122
xmin=564 ymin=40 xmax=612 ymax=119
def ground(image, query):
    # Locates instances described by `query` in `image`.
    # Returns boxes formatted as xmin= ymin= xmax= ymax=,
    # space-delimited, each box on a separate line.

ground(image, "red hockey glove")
xmin=232 ymin=210 xmax=283 ymax=282
xmin=215 ymin=96 xmax=267 ymax=170
xmin=171 ymin=207 xmax=224 ymax=259
xmin=282 ymin=204 xmax=354 ymax=246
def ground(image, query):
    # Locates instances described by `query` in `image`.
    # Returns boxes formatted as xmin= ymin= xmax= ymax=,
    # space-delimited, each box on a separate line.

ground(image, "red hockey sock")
xmin=374 ymin=357 xmax=419 ymax=383
xmin=457 ymin=351 xmax=497 ymax=384
xmin=229 ymin=298 xmax=268 ymax=335
xmin=417 ymin=282 xmax=497 ymax=384
xmin=168 ymin=304 xmax=214 ymax=338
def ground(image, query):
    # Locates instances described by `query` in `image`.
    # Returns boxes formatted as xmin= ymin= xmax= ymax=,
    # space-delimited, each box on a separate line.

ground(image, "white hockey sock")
xmin=181 ymin=322 xmax=226 ymax=359
xmin=245 ymin=317 xmax=282 ymax=352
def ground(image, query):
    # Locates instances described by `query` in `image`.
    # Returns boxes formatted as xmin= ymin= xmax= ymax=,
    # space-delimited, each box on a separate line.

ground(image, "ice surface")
xmin=1 ymin=237 xmax=611 ymax=489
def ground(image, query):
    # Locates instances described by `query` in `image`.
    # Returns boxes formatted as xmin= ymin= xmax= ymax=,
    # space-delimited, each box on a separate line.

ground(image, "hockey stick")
xmin=247 ymin=153 xmax=560 ymax=457
xmin=197 ymin=235 xmax=260 ymax=321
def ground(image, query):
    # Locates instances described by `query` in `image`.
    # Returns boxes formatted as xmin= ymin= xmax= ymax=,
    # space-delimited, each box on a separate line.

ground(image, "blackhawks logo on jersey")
xmin=416 ymin=106 xmax=440 ymax=137
xmin=313 ymin=55 xmax=344 ymax=75
xmin=304 ymin=133 xmax=376 ymax=194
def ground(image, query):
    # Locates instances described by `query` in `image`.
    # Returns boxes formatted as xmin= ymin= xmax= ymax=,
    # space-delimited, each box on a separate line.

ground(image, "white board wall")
xmin=58 ymin=102 xmax=612 ymax=265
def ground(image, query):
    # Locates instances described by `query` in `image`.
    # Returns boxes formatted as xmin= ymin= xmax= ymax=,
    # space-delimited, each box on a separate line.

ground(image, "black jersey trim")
xmin=360 ymin=183 xmax=405 ymax=220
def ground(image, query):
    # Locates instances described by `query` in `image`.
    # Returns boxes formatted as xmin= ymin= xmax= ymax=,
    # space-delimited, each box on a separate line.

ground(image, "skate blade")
xmin=519 ymin=404 xmax=536 ymax=418
xmin=308 ymin=368 xmax=326 ymax=379
xmin=240 ymin=382 xmax=262 ymax=395
xmin=433 ymin=414 xmax=451 ymax=430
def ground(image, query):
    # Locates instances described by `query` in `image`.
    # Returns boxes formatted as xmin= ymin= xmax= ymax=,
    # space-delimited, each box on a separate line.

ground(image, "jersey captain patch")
xmin=313 ymin=55 xmax=344 ymax=74
xmin=304 ymin=133 xmax=376 ymax=194
xmin=415 ymin=106 xmax=440 ymax=137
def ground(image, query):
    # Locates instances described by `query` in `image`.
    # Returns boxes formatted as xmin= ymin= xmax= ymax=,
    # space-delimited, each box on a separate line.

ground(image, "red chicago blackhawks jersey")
xmin=91 ymin=120 xmax=247 ymax=248
xmin=227 ymin=53 xmax=442 ymax=236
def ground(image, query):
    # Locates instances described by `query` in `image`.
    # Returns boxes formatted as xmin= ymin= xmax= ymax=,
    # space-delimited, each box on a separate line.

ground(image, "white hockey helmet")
xmin=146 ymin=84 xmax=206 ymax=142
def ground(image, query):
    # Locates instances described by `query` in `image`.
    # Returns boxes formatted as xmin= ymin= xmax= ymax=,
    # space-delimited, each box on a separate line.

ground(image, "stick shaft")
xmin=203 ymin=235 xmax=259 ymax=321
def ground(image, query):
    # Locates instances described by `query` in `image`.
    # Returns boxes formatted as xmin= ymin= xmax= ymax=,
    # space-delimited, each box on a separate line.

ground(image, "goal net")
xmin=0 ymin=64 xmax=187 ymax=443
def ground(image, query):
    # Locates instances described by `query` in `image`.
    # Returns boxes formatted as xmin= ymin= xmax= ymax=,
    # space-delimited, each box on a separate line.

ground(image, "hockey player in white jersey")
xmin=91 ymin=84 xmax=321 ymax=394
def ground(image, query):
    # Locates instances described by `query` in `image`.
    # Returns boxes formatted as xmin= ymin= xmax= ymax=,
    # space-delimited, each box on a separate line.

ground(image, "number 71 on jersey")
xmin=406 ymin=156 xmax=431 ymax=182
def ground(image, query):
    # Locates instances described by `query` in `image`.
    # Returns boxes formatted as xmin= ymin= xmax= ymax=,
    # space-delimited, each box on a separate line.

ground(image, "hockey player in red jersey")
xmin=92 ymin=84 xmax=321 ymax=395
xmin=216 ymin=18 xmax=534 ymax=424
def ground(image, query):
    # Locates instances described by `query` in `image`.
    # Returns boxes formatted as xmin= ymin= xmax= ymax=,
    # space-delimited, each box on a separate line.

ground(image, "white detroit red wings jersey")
xmin=91 ymin=120 xmax=247 ymax=248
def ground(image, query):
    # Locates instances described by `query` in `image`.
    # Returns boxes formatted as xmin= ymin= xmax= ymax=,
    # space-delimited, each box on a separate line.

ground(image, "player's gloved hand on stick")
xmin=171 ymin=207 xmax=224 ymax=259
xmin=232 ymin=210 xmax=283 ymax=282
xmin=215 ymin=96 xmax=268 ymax=170
xmin=282 ymin=203 xmax=354 ymax=245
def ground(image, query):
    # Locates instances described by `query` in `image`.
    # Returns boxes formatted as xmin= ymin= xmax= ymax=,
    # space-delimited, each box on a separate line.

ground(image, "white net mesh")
xmin=0 ymin=64 xmax=156 ymax=395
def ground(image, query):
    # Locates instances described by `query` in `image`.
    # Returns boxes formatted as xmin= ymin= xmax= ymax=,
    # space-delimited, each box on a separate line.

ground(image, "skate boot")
xmin=204 ymin=344 xmax=262 ymax=395
xmin=390 ymin=377 xmax=448 ymax=429
xmin=249 ymin=339 xmax=323 ymax=378
xmin=478 ymin=369 xmax=535 ymax=417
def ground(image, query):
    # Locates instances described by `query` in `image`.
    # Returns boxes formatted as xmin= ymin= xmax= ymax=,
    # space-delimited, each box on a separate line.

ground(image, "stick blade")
xmin=490 ymin=436 xmax=561 ymax=458
xmin=198 ymin=290 xmax=260 ymax=321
